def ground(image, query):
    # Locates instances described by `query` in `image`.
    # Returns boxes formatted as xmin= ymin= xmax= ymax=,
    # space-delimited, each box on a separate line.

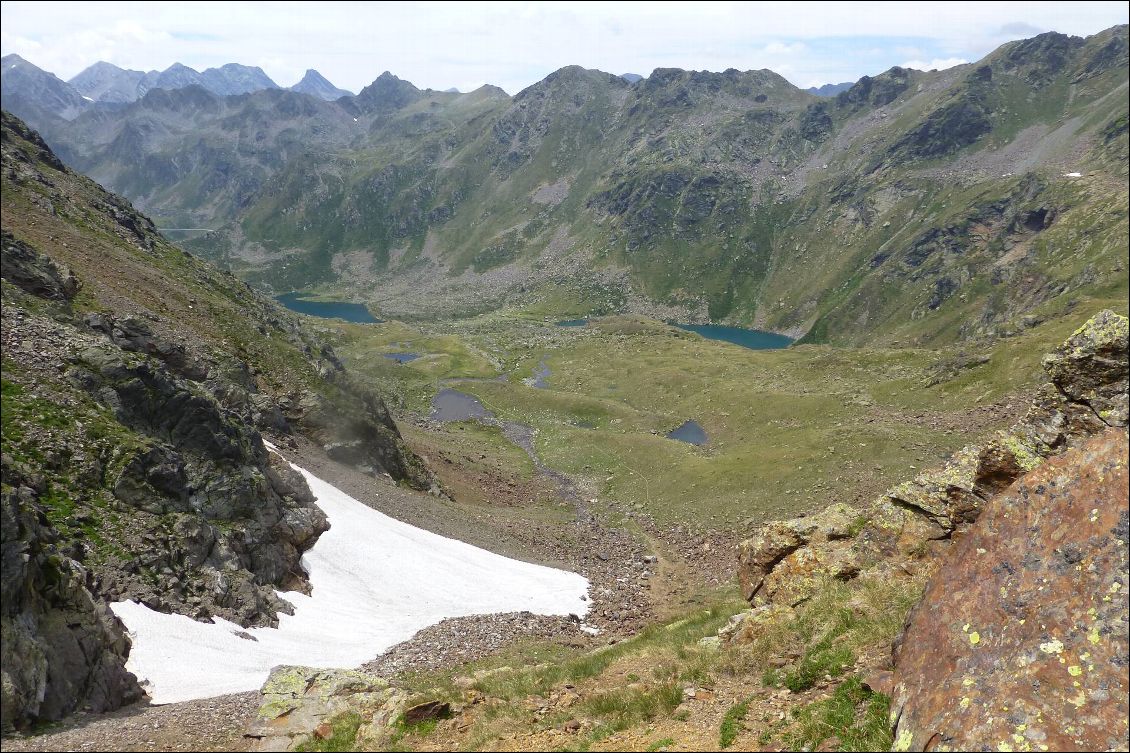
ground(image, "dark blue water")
xmin=667 ymin=420 xmax=708 ymax=445
xmin=383 ymin=353 xmax=421 ymax=364
xmin=671 ymin=323 xmax=792 ymax=350
xmin=276 ymin=292 xmax=382 ymax=323
xmin=430 ymin=389 xmax=493 ymax=422
xmin=556 ymin=319 xmax=589 ymax=327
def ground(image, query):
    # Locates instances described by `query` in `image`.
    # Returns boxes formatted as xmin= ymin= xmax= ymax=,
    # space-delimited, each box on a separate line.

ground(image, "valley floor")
xmin=6 ymin=306 xmax=1113 ymax=751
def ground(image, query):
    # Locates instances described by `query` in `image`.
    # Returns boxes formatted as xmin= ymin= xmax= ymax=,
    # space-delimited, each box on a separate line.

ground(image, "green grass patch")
xmin=294 ymin=712 xmax=363 ymax=752
xmin=719 ymin=698 xmax=752 ymax=748
xmin=776 ymin=677 xmax=893 ymax=752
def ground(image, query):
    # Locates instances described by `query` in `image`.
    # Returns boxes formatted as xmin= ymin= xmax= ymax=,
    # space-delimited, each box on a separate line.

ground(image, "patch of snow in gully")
xmin=112 ymin=459 xmax=590 ymax=704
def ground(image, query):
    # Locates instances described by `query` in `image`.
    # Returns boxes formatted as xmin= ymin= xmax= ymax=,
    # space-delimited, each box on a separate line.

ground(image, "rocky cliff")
xmin=0 ymin=111 xmax=429 ymax=730
xmin=730 ymin=309 xmax=1129 ymax=749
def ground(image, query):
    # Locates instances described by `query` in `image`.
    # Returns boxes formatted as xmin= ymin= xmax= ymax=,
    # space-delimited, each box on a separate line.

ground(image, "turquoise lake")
xmin=276 ymin=292 xmax=382 ymax=323
xmin=672 ymin=323 xmax=792 ymax=350
xmin=555 ymin=318 xmax=791 ymax=349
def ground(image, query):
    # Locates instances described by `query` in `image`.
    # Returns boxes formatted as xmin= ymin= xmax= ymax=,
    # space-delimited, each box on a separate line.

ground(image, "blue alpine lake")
xmin=555 ymin=319 xmax=589 ymax=327
xmin=383 ymin=353 xmax=421 ymax=364
xmin=667 ymin=420 xmax=708 ymax=445
xmin=672 ymin=323 xmax=792 ymax=350
xmin=276 ymin=292 xmax=382 ymax=324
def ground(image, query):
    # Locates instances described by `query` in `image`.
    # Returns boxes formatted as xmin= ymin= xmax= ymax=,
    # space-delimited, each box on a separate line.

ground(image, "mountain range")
xmin=2 ymin=55 xmax=355 ymax=113
xmin=2 ymin=26 xmax=1127 ymax=348
xmin=806 ymin=81 xmax=854 ymax=96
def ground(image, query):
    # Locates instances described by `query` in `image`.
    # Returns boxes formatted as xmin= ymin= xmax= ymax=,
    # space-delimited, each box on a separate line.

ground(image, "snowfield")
xmin=111 ymin=458 xmax=590 ymax=704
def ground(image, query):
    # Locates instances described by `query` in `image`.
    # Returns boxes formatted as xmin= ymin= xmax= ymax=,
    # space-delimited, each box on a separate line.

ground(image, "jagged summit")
xmin=289 ymin=68 xmax=352 ymax=100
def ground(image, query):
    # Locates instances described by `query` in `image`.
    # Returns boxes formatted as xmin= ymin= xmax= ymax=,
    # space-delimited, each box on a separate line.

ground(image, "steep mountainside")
xmin=1 ymin=54 xmax=90 ymax=124
xmin=0 ymin=111 xmax=428 ymax=728
xmin=11 ymin=26 xmax=1126 ymax=345
xmin=69 ymin=61 xmax=147 ymax=105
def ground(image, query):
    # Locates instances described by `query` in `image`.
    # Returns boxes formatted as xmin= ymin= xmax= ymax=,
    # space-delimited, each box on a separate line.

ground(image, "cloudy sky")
xmin=2 ymin=1 xmax=1127 ymax=94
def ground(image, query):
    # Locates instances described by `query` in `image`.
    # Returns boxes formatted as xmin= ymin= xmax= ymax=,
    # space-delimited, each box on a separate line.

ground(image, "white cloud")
xmin=763 ymin=41 xmax=808 ymax=55
xmin=0 ymin=1 xmax=1126 ymax=92
xmin=900 ymin=57 xmax=970 ymax=71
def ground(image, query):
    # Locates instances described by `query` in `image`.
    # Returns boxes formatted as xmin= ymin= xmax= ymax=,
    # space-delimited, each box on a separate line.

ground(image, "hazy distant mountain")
xmin=138 ymin=62 xmax=204 ymax=96
xmin=69 ymin=60 xmax=279 ymax=103
xmin=443 ymin=87 xmax=460 ymax=93
xmin=199 ymin=63 xmax=279 ymax=95
xmin=70 ymin=61 xmax=146 ymax=104
xmin=620 ymin=73 xmax=644 ymax=83
xmin=806 ymin=81 xmax=854 ymax=96
xmin=289 ymin=69 xmax=353 ymax=100
xmin=1 ymin=53 xmax=89 ymax=121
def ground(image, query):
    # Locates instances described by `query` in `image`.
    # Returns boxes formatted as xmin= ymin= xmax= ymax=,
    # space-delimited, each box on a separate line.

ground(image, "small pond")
xmin=430 ymin=389 xmax=493 ymax=422
xmin=276 ymin=292 xmax=382 ymax=324
xmin=383 ymin=353 xmax=421 ymax=364
xmin=555 ymin=319 xmax=589 ymax=327
xmin=671 ymin=323 xmax=792 ymax=350
xmin=667 ymin=420 xmax=708 ymax=445
xmin=526 ymin=359 xmax=551 ymax=389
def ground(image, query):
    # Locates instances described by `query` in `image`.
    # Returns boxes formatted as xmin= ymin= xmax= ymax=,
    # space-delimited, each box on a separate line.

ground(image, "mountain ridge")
xmin=3 ymin=26 xmax=1127 ymax=348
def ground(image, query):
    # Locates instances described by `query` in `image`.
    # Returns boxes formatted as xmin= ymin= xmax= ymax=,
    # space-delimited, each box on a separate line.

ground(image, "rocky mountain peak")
xmin=355 ymin=71 xmax=421 ymax=111
xmin=289 ymin=68 xmax=352 ymax=100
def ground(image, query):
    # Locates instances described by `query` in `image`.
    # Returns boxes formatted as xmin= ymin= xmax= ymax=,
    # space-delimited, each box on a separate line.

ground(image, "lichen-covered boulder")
xmin=888 ymin=428 xmax=1129 ymax=752
xmin=737 ymin=503 xmax=860 ymax=603
xmin=760 ymin=541 xmax=861 ymax=607
xmin=1042 ymin=309 xmax=1129 ymax=428
xmin=247 ymin=665 xmax=404 ymax=751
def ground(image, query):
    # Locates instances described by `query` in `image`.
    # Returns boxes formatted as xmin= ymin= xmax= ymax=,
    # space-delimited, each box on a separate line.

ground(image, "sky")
xmin=2 ymin=1 xmax=1127 ymax=94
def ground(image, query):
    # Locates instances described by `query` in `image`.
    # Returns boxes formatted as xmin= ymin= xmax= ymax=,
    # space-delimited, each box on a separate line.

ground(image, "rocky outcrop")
xmin=734 ymin=310 xmax=1128 ymax=615
xmin=729 ymin=310 xmax=1128 ymax=748
xmin=0 ymin=111 xmax=427 ymax=729
xmin=736 ymin=502 xmax=860 ymax=605
xmin=1 ymin=231 xmax=80 ymax=301
xmin=246 ymin=666 xmax=406 ymax=751
xmin=888 ymin=428 xmax=1128 ymax=752
xmin=1 ymin=457 xmax=143 ymax=731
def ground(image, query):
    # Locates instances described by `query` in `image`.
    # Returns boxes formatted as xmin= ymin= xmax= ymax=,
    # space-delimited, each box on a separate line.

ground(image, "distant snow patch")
xmin=1063 ymin=172 xmax=1082 ymax=178
xmin=112 ymin=457 xmax=589 ymax=704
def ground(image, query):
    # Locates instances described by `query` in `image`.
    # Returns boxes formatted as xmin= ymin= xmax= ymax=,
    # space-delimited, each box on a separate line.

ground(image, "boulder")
xmin=737 ymin=503 xmax=861 ymax=603
xmin=1042 ymin=309 xmax=1129 ymax=427
xmin=888 ymin=428 xmax=1129 ymax=752
xmin=247 ymin=665 xmax=405 ymax=751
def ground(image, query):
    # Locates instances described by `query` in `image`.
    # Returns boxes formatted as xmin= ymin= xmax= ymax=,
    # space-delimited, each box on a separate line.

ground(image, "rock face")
xmin=1 ymin=230 xmax=80 ymax=301
xmin=1 ymin=459 xmax=143 ymax=731
xmin=889 ymin=428 xmax=1129 ymax=752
